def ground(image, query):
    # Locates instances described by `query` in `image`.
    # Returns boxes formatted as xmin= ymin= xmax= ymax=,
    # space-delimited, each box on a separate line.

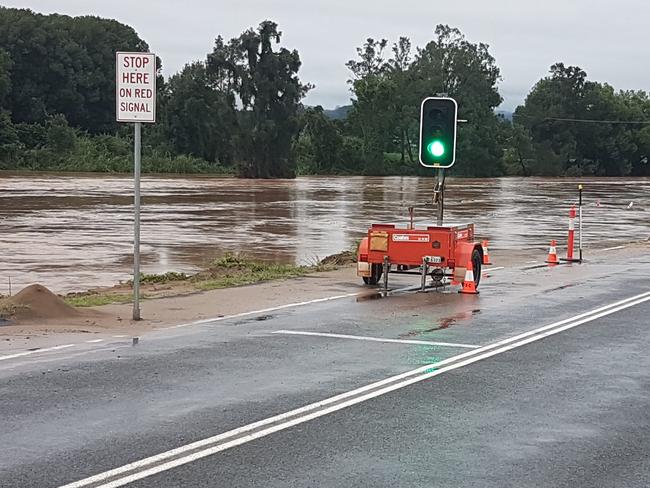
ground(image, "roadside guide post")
xmin=116 ymin=52 xmax=156 ymax=321
xmin=578 ymin=184 xmax=583 ymax=262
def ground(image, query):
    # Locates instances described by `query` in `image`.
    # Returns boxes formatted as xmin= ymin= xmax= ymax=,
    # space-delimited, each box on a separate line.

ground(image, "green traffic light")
xmin=427 ymin=140 xmax=445 ymax=158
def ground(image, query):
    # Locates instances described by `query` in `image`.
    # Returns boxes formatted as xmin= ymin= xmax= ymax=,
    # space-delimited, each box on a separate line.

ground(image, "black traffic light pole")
xmin=433 ymin=168 xmax=446 ymax=226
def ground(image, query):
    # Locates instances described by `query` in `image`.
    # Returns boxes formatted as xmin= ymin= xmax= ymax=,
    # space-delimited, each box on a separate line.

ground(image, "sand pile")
xmin=0 ymin=284 xmax=80 ymax=321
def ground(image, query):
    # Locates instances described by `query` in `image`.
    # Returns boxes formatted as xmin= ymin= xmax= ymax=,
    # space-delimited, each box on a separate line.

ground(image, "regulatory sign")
xmin=116 ymin=52 xmax=156 ymax=123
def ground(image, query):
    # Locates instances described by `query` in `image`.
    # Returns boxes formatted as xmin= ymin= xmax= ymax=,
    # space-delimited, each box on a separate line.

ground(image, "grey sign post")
xmin=116 ymin=52 xmax=156 ymax=321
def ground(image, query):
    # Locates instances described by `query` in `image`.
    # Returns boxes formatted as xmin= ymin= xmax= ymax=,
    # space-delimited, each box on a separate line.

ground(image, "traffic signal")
xmin=419 ymin=97 xmax=458 ymax=168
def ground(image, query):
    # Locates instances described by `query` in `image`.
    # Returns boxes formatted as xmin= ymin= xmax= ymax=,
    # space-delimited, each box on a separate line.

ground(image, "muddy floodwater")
xmin=1 ymin=173 xmax=648 ymax=293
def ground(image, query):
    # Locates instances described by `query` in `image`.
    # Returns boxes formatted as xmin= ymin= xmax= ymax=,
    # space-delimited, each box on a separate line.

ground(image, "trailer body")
xmin=357 ymin=222 xmax=483 ymax=286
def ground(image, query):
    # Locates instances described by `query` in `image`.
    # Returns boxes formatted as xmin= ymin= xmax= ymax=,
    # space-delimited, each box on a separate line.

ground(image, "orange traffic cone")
xmin=546 ymin=239 xmax=559 ymax=265
xmin=459 ymin=259 xmax=479 ymax=295
xmin=482 ymin=240 xmax=492 ymax=265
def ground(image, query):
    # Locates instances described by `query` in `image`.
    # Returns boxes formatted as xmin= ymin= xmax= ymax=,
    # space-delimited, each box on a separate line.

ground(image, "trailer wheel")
xmin=472 ymin=248 xmax=482 ymax=287
xmin=362 ymin=264 xmax=383 ymax=285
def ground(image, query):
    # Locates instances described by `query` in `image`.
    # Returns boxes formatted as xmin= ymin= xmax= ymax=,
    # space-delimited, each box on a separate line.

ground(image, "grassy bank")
xmin=63 ymin=253 xmax=353 ymax=308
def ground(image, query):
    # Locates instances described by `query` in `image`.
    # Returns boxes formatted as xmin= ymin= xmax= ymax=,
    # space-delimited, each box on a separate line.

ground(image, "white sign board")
xmin=116 ymin=52 xmax=156 ymax=123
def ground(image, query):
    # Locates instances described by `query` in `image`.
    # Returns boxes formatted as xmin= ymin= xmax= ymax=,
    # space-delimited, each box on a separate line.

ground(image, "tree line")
xmin=0 ymin=7 xmax=648 ymax=177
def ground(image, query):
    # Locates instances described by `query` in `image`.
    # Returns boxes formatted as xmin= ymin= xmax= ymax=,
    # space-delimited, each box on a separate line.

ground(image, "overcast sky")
xmin=4 ymin=0 xmax=649 ymax=110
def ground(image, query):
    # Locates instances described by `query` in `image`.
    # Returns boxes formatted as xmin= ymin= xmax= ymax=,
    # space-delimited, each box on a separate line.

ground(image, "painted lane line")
xmin=0 ymin=344 xmax=75 ymax=362
xmin=272 ymin=330 xmax=480 ymax=349
xmin=169 ymin=293 xmax=361 ymax=329
xmin=86 ymin=339 xmax=104 ymax=344
xmin=169 ymin=286 xmax=420 ymax=330
xmin=483 ymin=266 xmax=505 ymax=272
xmin=112 ymin=335 xmax=128 ymax=338
xmin=59 ymin=290 xmax=650 ymax=488
xmin=95 ymin=296 xmax=650 ymax=488
xmin=601 ymin=245 xmax=626 ymax=252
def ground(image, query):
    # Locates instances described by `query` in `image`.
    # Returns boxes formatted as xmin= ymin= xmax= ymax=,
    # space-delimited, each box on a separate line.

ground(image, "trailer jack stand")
xmin=382 ymin=256 xmax=390 ymax=290
xmin=420 ymin=257 xmax=429 ymax=292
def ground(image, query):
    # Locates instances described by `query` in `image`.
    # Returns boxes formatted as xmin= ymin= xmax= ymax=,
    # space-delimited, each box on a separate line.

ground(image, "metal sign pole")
xmin=133 ymin=122 xmax=142 ymax=321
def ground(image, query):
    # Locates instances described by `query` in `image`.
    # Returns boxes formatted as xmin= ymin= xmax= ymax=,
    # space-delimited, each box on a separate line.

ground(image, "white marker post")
xmin=116 ymin=52 xmax=156 ymax=321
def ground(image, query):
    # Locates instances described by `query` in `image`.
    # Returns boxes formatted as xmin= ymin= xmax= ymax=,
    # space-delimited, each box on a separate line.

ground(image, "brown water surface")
xmin=1 ymin=173 xmax=648 ymax=293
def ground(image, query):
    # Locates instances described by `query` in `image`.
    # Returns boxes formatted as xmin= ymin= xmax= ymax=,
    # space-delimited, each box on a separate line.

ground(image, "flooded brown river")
xmin=1 ymin=173 xmax=648 ymax=293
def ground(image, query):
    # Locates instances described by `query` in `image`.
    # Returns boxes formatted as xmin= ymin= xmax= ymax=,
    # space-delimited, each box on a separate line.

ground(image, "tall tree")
xmin=165 ymin=61 xmax=236 ymax=164
xmin=207 ymin=21 xmax=311 ymax=178
xmin=409 ymin=25 xmax=504 ymax=176
xmin=515 ymin=63 xmax=649 ymax=176
xmin=0 ymin=7 xmax=148 ymax=133
xmin=346 ymin=26 xmax=504 ymax=176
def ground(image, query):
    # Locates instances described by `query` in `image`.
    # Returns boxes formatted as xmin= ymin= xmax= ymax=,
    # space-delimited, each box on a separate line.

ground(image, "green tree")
xmin=299 ymin=106 xmax=343 ymax=173
xmin=346 ymin=26 xmax=504 ymax=176
xmin=165 ymin=61 xmax=236 ymax=165
xmin=0 ymin=48 xmax=11 ymax=108
xmin=46 ymin=114 xmax=76 ymax=153
xmin=0 ymin=7 xmax=148 ymax=132
xmin=208 ymin=21 xmax=312 ymax=178
xmin=409 ymin=25 xmax=503 ymax=176
xmin=0 ymin=110 xmax=18 ymax=163
xmin=515 ymin=63 xmax=648 ymax=176
xmin=346 ymin=38 xmax=395 ymax=173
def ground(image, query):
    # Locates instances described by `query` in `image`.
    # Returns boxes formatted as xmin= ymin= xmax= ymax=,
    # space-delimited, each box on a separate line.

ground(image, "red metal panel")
xmin=366 ymin=224 xmax=476 ymax=269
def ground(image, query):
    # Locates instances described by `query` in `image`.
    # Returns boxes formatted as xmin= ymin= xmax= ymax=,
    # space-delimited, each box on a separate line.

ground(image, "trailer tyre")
xmin=472 ymin=248 xmax=482 ymax=287
xmin=363 ymin=264 xmax=383 ymax=285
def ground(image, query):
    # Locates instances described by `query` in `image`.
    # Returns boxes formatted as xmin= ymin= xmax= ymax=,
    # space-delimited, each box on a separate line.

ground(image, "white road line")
xmin=59 ymin=289 xmax=650 ymax=488
xmin=601 ymin=245 xmax=626 ymax=251
xmin=85 ymin=339 xmax=104 ymax=343
xmin=272 ymin=330 xmax=480 ymax=349
xmin=112 ymin=335 xmax=128 ymax=338
xmin=483 ymin=266 xmax=505 ymax=272
xmin=0 ymin=344 xmax=75 ymax=362
xmin=169 ymin=292 xmax=361 ymax=329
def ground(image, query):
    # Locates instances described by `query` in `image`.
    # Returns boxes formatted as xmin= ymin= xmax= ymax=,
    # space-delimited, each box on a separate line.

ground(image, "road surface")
xmin=1 ymin=248 xmax=649 ymax=487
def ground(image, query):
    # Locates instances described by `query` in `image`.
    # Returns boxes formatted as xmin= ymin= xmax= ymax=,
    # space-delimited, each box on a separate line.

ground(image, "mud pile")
xmin=0 ymin=284 xmax=79 ymax=321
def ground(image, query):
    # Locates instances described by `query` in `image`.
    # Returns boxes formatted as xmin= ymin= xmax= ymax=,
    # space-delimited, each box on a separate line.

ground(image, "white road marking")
xmin=85 ymin=339 xmax=104 ymax=343
xmin=601 ymin=245 xmax=626 ymax=251
xmin=272 ymin=330 xmax=480 ymax=349
xmin=483 ymin=266 xmax=505 ymax=272
xmin=0 ymin=344 xmax=75 ymax=362
xmin=169 ymin=292 xmax=361 ymax=329
xmin=59 ymin=289 xmax=650 ymax=488
xmin=112 ymin=335 xmax=128 ymax=338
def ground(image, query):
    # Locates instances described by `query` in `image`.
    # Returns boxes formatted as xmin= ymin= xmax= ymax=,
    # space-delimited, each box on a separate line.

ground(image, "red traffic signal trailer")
xmin=356 ymin=96 xmax=485 ymax=291
xmin=356 ymin=221 xmax=483 ymax=290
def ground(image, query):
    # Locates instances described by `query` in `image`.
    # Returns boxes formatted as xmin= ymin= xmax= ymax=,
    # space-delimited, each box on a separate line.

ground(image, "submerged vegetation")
xmin=0 ymin=7 xmax=648 ymax=177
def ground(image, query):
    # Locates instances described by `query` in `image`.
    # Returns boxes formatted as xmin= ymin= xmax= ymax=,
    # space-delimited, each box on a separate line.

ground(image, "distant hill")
xmin=324 ymin=105 xmax=352 ymax=120
xmin=496 ymin=110 xmax=513 ymax=122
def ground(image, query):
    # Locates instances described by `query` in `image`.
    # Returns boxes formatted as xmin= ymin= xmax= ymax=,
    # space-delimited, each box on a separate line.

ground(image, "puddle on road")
xmin=400 ymin=309 xmax=481 ymax=338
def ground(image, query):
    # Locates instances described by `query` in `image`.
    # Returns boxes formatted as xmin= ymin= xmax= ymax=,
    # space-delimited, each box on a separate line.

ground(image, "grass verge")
xmin=64 ymin=293 xmax=136 ymax=308
xmin=63 ymin=252 xmax=355 ymax=308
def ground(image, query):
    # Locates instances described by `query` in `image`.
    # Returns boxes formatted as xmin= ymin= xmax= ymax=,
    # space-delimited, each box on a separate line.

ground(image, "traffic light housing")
xmin=419 ymin=97 xmax=458 ymax=168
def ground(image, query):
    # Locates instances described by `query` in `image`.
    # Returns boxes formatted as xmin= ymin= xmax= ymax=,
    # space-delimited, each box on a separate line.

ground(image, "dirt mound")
xmin=0 ymin=284 xmax=80 ymax=321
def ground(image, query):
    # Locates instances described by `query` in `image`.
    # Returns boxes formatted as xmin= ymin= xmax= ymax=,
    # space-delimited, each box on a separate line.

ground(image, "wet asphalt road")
xmin=0 ymin=250 xmax=649 ymax=487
